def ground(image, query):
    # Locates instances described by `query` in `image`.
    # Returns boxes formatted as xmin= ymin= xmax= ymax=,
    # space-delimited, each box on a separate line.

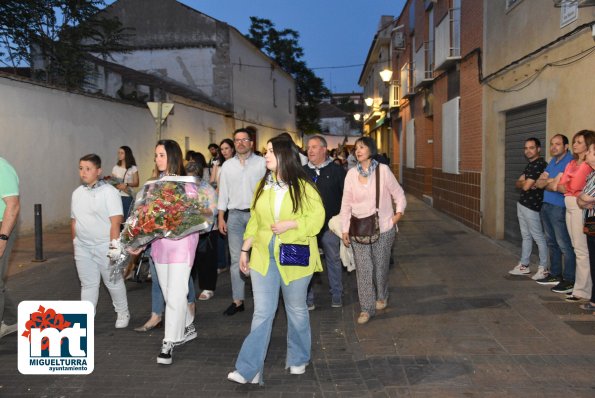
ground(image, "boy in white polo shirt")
xmin=71 ymin=154 xmax=130 ymax=328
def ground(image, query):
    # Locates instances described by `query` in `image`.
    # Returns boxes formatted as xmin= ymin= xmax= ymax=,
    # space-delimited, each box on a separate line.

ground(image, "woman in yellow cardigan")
xmin=227 ymin=135 xmax=325 ymax=385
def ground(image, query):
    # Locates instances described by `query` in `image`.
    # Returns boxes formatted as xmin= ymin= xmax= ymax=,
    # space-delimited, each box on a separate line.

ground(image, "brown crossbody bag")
xmin=349 ymin=168 xmax=380 ymax=245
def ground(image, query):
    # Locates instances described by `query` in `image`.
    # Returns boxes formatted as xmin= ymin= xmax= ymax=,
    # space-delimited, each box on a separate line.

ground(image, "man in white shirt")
xmin=218 ymin=127 xmax=266 ymax=315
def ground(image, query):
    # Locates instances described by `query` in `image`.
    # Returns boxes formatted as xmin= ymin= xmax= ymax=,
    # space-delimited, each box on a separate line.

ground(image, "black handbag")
xmin=349 ymin=168 xmax=380 ymax=245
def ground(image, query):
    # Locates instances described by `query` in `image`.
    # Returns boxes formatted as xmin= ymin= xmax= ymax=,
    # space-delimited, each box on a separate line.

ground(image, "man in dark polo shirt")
xmin=304 ymin=135 xmax=346 ymax=308
xmin=509 ymin=137 xmax=549 ymax=278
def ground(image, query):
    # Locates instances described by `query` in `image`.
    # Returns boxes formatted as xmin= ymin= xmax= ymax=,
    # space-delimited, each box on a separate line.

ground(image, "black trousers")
xmin=585 ymin=234 xmax=595 ymax=303
xmin=191 ymin=230 xmax=218 ymax=292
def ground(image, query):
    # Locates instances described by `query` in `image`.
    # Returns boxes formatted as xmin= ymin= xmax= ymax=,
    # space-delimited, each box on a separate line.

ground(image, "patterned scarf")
xmin=264 ymin=173 xmax=288 ymax=191
xmin=83 ymin=179 xmax=107 ymax=190
xmin=306 ymin=157 xmax=333 ymax=171
xmin=356 ymin=159 xmax=379 ymax=177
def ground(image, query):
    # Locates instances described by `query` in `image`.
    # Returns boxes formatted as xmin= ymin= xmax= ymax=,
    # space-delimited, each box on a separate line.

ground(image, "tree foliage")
xmin=0 ymin=0 xmax=132 ymax=89
xmin=247 ymin=17 xmax=330 ymax=134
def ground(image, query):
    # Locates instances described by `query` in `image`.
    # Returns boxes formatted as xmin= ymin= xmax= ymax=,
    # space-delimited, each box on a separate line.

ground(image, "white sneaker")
xmin=531 ymin=266 xmax=549 ymax=281
xmin=289 ymin=364 xmax=306 ymax=375
xmin=0 ymin=322 xmax=18 ymax=338
xmin=227 ymin=370 xmax=260 ymax=384
xmin=157 ymin=341 xmax=174 ymax=365
xmin=508 ymin=263 xmax=531 ymax=275
xmin=175 ymin=323 xmax=197 ymax=346
xmin=115 ymin=310 xmax=130 ymax=328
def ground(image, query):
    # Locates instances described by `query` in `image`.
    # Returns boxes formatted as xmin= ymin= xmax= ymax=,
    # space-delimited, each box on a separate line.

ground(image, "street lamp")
xmin=364 ymin=97 xmax=374 ymax=107
xmin=353 ymin=113 xmax=361 ymax=121
xmin=379 ymin=68 xmax=393 ymax=83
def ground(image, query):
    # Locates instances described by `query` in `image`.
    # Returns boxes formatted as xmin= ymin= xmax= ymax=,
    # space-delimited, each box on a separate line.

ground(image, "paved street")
xmin=1 ymin=194 xmax=595 ymax=397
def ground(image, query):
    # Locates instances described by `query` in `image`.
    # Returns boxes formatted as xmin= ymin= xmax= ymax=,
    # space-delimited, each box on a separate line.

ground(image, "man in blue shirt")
xmin=535 ymin=134 xmax=576 ymax=293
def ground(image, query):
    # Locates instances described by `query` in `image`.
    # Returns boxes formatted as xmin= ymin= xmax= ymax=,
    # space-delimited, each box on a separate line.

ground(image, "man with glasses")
xmin=304 ymin=136 xmax=346 ymax=308
xmin=218 ymin=127 xmax=266 ymax=315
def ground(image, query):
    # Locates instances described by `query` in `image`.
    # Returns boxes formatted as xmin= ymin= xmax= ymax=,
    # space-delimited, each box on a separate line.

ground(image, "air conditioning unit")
xmin=392 ymin=31 xmax=405 ymax=49
xmin=553 ymin=0 xmax=595 ymax=6
xmin=422 ymin=89 xmax=434 ymax=116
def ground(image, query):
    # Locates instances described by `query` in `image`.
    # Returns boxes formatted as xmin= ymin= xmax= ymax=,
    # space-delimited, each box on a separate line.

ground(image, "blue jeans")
xmin=226 ymin=210 xmax=251 ymax=301
xmin=148 ymin=248 xmax=195 ymax=316
xmin=517 ymin=202 xmax=548 ymax=268
xmin=121 ymin=196 xmax=133 ymax=220
xmin=235 ymin=237 xmax=312 ymax=383
xmin=307 ymin=229 xmax=342 ymax=304
xmin=541 ymin=203 xmax=575 ymax=281
xmin=0 ymin=230 xmax=18 ymax=324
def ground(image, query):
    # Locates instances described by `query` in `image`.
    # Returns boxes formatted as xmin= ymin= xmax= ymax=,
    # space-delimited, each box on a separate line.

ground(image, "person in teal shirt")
xmin=0 ymin=157 xmax=20 ymax=339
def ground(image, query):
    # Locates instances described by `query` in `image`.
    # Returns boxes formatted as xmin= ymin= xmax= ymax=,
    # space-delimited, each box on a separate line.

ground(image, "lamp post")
xmin=379 ymin=68 xmax=393 ymax=83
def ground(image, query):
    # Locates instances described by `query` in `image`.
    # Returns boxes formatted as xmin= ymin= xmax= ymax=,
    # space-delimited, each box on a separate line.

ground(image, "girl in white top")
xmin=210 ymin=138 xmax=235 ymax=189
xmin=111 ymin=146 xmax=140 ymax=218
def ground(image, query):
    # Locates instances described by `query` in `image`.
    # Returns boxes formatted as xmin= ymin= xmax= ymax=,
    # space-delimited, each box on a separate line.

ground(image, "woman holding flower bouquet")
xmin=130 ymin=139 xmax=216 ymax=365
xmin=227 ymin=135 xmax=325 ymax=385
xmin=111 ymin=146 xmax=139 ymax=219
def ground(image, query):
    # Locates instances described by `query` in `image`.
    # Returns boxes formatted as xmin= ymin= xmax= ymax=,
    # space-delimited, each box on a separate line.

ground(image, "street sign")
xmin=147 ymin=102 xmax=174 ymax=124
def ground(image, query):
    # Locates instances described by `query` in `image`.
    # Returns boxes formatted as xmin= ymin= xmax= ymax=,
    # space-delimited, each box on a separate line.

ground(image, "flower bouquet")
xmin=109 ymin=176 xmax=217 ymax=279
xmin=103 ymin=175 xmax=133 ymax=196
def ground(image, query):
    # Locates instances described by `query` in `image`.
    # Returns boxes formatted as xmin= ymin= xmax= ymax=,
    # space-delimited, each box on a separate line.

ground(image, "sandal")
xmin=565 ymin=295 xmax=586 ymax=302
xmin=376 ymin=299 xmax=388 ymax=310
xmin=357 ymin=312 xmax=371 ymax=324
xmin=198 ymin=290 xmax=214 ymax=300
xmin=579 ymin=302 xmax=595 ymax=311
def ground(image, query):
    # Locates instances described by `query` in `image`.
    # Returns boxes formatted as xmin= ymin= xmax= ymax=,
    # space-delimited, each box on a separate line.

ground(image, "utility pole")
xmin=147 ymin=102 xmax=174 ymax=142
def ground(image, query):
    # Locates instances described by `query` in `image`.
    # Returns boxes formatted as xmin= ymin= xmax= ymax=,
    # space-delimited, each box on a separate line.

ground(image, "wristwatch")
xmin=0 ymin=234 xmax=8 ymax=241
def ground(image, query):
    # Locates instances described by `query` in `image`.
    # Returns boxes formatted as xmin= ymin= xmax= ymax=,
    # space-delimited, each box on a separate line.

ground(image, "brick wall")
xmin=461 ymin=0 xmax=483 ymax=54
xmin=394 ymin=0 xmax=483 ymax=230
xmin=403 ymin=166 xmax=433 ymax=198
xmin=433 ymin=169 xmax=481 ymax=230
xmin=459 ymin=53 xmax=482 ymax=172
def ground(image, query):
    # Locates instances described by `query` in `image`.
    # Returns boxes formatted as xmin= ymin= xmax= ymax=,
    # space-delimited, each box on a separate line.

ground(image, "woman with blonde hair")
xmin=553 ymin=130 xmax=595 ymax=301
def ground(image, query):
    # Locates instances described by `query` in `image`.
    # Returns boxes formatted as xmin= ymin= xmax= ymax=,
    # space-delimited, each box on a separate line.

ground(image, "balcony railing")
xmin=400 ymin=63 xmax=414 ymax=99
xmin=434 ymin=7 xmax=461 ymax=70
xmin=414 ymin=41 xmax=434 ymax=87
xmin=424 ymin=41 xmax=434 ymax=80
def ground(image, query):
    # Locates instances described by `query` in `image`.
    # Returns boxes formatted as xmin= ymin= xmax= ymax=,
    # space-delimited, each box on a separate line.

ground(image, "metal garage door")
xmin=504 ymin=101 xmax=547 ymax=244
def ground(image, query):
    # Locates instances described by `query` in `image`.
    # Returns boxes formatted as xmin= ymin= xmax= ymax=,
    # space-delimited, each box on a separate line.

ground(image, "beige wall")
xmin=229 ymin=30 xmax=297 ymax=149
xmin=0 ymin=75 xmax=231 ymax=233
xmin=482 ymin=0 xmax=595 ymax=238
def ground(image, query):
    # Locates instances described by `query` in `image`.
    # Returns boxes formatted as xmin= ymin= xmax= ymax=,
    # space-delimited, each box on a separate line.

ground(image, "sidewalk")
xmin=7 ymin=225 xmax=73 ymax=277
xmin=1 ymin=194 xmax=594 ymax=397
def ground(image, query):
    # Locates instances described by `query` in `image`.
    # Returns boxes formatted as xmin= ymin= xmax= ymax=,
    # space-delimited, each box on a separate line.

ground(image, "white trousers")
xmin=154 ymin=261 xmax=194 ymax=343
xmin=73 ymin=241 xmax=128 ymax=314
xmin=565 ymin=196 xmax=593 ymax=299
